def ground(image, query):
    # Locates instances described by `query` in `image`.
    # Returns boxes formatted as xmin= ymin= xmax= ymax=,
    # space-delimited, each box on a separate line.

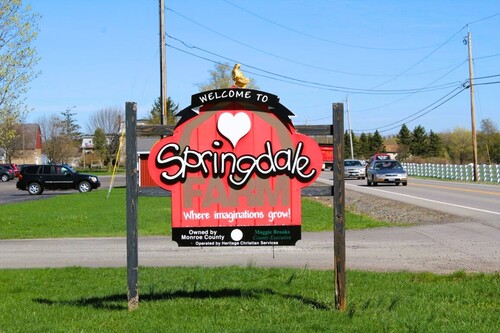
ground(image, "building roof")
xmin=137 ymin=137 xmax=161 ymax=154
xmin=16 ymin=124 xmax=41 ymax=150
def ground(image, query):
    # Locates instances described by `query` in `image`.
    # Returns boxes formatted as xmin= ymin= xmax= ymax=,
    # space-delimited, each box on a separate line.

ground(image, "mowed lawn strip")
xmin=0 ymin=267 xmax=498 ymax=332
xmin=0 ymin=188 xmax=392 ymax=239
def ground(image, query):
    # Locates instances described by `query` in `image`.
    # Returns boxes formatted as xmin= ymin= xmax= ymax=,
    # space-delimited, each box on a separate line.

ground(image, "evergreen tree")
xmin=411 ymin=125 xmax=429 ymax=156
xmin=396 ymin=124 xmax=412 ymax=160
xmin=358 ymin=133 xmax=369 ymax=159
xmin=371 ymin=130 xmax=385 ymax=155
xmin=344 ymin=131 xmax=359 ymax=158
xmin=428 ymin=130 xmax=442 ymax=157
xmin=93 ymin=128 xmax=107 ymax=164
xmin=352 ymin=132 xmax=360 ymax=158
xmin=60 ymin=107 xmax=81 ymax=140
xmin=147 ymin=97 xmax=179 ymax=125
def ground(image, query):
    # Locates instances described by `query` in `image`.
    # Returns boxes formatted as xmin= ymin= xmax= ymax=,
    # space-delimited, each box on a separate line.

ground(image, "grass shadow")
xmin=33 ymin=287 xmax=331 ymax=311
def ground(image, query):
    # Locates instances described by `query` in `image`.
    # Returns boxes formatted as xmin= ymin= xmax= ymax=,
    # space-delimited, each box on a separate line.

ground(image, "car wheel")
xmin=1 ymin=174 xmax=8 ymax=182
xmin=78 ymin=181 xmax=92 ymax=193
xmin=403 ymin=182 xmax=408 ymax=186
xmin=28 ymin=182 xmax=43 ymax=195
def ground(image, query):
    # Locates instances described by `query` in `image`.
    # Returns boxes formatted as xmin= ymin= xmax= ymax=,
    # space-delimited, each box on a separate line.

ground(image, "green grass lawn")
xmin=0 ymin=267 xmax=498 ymax=332
xmin=0 ymin=188 xmax=392 ymax=239
xmin=1 ymin=189 xmax=498 ymax=332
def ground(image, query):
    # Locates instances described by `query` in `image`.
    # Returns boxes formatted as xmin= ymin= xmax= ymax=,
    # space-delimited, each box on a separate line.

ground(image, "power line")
xmin=166 ymin=7 xmax=465 ymax=79
xmin=475 ymin=52 xmax=500 ymax=60
xmin=474 ymin=80 xmax=500 ymax=87
xmin=369 ymin=26 xmax=467 ymax=89
xmin=166 ymin=34 xmax=462 ymax=95
xmin=351 ymin=60 xmax=467 ymax=113
xmin=222 ymin=0 xmax=442 ymax=51
xmin=467 ymin=12 xmax=500 ymax=25
xmin=354 ymin=86 xmax=468 ymax=133
xmin=474 ymin=73 xmax=500 ymax=80
xmin=165 ymin=7 xmax=384 ymax=77
xmin=369 ymin=13 xmax=500 ymax=89
xmin=170 ymin=40 xmax=499 ymax=133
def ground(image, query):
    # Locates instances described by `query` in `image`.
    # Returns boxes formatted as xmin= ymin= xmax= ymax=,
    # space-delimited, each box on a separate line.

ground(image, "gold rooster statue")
xmin=232 ymin=63 xmax=250 ymax=88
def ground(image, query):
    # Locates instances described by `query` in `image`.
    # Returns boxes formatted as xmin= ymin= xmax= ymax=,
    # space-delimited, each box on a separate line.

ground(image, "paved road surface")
xmin=319 ymin=173 xmax=500 ymax=226
xmin=1 ymin=222 xmax=498 ymax=273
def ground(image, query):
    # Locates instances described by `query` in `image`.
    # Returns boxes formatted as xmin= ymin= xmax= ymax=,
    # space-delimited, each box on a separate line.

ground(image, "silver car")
xmin=366 ymin=160 xmax=408 ymax=186
xmin=344 ymin=159 xmax=366 ymax=179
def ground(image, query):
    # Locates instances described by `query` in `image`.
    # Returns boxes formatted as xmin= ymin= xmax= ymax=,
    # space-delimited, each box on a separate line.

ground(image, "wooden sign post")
xmin=126 ymin=102 xmax=139 ymax=311
xmin=333 ymin=102 xmax=346 ymax=311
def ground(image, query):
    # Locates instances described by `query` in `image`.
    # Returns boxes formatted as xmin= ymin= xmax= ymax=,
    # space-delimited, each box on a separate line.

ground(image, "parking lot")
xmin=0 ymin=175 xmax=125 ymax=205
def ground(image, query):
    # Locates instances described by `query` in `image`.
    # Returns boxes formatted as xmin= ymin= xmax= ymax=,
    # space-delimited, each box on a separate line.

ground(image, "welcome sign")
xmin=148 ymin=88 xmax=323 ymax=246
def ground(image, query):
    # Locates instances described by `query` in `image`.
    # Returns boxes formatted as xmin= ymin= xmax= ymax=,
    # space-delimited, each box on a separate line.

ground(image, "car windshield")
xmin=374 ymin=161 xmax=402 ymax=169
xmin=345 ymin=160 xmax=362 ymax=167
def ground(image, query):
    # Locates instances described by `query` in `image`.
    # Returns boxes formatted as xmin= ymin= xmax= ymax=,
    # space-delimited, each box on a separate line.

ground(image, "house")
xmin=10 ymin=124 xmax=43 ymax=165
xmin=138 ymin=137 xmax=162 ymax=186
xmin=384 ymin=144 xmax=399 ymax=160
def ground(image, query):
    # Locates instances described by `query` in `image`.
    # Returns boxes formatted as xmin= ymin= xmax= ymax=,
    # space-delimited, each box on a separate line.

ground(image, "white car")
xmin=366 ymin=160 xmax=408 ymax=186
xmin=344 ymin=159 xmax=366 ymax=179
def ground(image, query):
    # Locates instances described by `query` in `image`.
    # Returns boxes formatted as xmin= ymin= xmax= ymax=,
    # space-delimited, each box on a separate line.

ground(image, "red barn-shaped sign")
xmin=148 ymin=88 xmax=323 ymax=246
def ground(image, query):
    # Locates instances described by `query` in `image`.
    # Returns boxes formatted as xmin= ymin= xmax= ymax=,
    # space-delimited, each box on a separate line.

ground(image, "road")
xmin=1 ymin=174 xmax=499 ymax=273
xmin=318 ymin=172 xmax=500 ymax=226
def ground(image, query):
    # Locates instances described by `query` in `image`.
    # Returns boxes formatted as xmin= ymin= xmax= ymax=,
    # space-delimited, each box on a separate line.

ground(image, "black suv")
xmin=16 ymin=164 xmax=101 ymax=195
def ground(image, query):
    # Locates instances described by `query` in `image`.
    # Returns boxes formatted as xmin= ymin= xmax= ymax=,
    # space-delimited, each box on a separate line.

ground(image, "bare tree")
xmin=196 ymin=63 xmax=258 ymax=91
xmin=86 ymin=107 xmax=123 ymax=134
xmin=37 ymin=113 xmax=78 ymax=163
xmin=86 ymin=107 xmax=123 ymax=168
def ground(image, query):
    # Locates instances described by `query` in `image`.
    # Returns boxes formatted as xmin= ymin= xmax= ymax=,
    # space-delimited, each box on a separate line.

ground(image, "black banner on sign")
xmin=175 ymin=89 xmax=295 ymax=129
xmin=172 ymin=226 xmax=301 ymax=247
xmin=191 ymin=89 xmax=280 ymax=108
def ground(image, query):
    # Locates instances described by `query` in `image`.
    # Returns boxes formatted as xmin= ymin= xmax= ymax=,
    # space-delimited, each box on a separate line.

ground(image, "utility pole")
xmin=159 ymin=0 xmax=167 ymax=125
xmin=346 ymin=95 xmax=354 ymax=159
xmin=466 ymin=30 xmax=478 ymax=181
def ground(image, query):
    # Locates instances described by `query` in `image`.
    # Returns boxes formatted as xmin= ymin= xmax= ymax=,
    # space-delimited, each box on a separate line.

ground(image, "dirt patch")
xmin=311 ymin=188 xmax=470 ymax=226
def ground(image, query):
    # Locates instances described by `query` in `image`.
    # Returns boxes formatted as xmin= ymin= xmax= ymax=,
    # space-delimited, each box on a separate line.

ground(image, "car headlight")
xmin=89 ymin=176 xmax=98 ymax=183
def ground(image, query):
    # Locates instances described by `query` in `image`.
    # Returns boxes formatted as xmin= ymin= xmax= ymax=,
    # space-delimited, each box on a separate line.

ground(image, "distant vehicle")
xmin=369 ymin=153 xmax=391 ymax=163
xmin=365 ymin=153 xmax=392 ymax=174
xmin=320 ymin=145 xmax=334 ymax=170
xmin=366 ymin=159 xmax=408 ymax=186
xmin=16 ymin=164 xmax=101 ymax=195
xmin=344 ymin=159 xmax=366 ymax=179
xmin=0 ymin=163 xmax=20 ymax=177
xmin=0 ymin=166 xmax=15 ymax=182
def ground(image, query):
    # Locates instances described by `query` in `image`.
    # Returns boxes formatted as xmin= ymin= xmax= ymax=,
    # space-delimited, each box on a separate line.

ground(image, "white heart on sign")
xmin=217 ymin=112 xmax=251 ymax=148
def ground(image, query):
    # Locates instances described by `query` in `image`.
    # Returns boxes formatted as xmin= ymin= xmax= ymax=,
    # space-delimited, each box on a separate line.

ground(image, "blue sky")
xmin=26 ymin=0 xmax=499 ymax=135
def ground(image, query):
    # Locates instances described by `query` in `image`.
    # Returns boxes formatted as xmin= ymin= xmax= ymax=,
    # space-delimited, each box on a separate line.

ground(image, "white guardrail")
xmin=402 ymin=163 xmax=500 ymax=183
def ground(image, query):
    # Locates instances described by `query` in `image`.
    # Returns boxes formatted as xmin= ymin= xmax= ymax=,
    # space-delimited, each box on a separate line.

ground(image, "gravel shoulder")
xmin=313 ymin=188 xmax=473 ymax=226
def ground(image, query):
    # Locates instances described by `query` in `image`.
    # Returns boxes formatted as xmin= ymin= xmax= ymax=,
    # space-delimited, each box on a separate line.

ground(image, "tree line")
xmin=344 ymin=119 xmax=500 ymax=164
